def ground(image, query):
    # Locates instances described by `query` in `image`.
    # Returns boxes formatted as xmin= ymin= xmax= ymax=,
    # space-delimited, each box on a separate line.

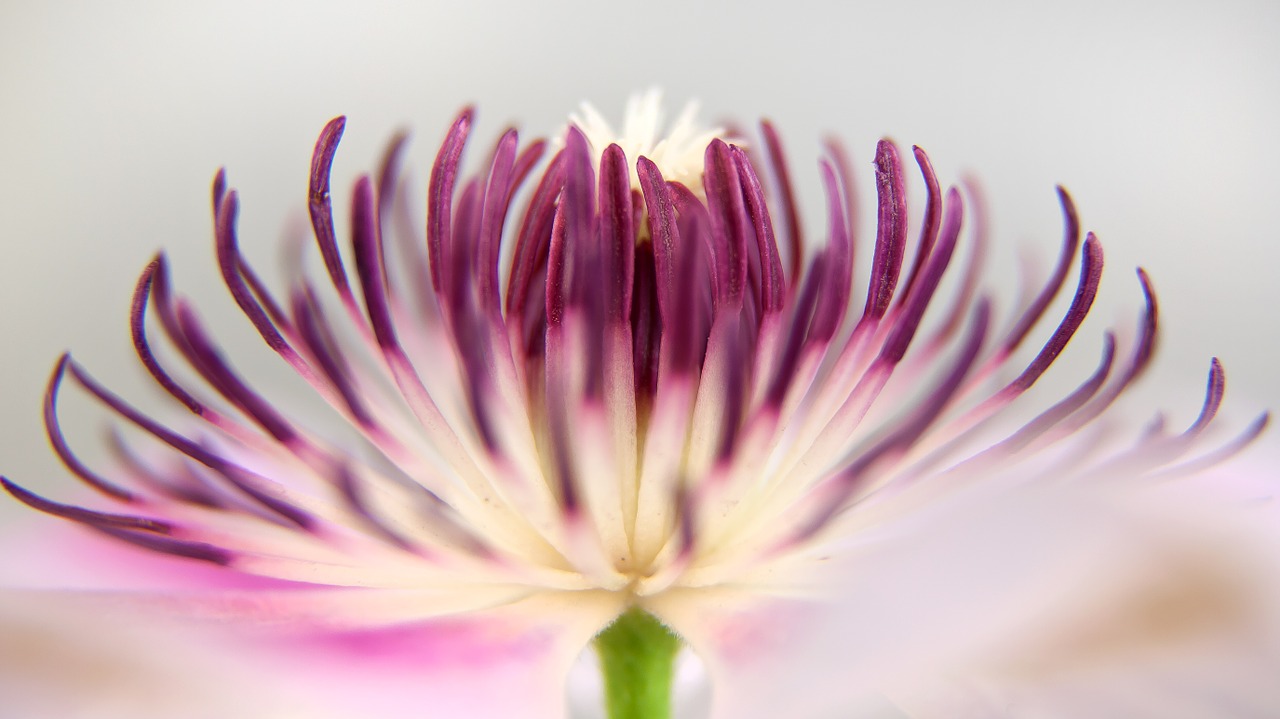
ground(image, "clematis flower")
xmin=3 ymin=91 xmax=1277 ymax=718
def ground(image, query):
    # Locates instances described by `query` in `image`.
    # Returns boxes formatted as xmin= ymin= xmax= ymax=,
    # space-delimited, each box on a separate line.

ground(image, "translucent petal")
xmin=646 ymin=475 xmax=1280 ymax=719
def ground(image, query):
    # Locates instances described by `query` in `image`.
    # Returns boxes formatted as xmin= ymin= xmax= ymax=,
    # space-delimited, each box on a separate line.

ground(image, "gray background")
xmin=1 ymin=0 xmax=1277 ymax=529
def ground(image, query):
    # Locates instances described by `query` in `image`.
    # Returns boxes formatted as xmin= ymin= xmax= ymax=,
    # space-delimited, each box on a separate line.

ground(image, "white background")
xmin=1 ymin=0 xmax=1277 ymax=526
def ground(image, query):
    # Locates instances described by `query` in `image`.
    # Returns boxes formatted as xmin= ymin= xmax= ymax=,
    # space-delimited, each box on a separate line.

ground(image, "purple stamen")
xmin=559 ymin=127 xmax=603 ymax=396
xmin=309 ymin=116 xmax=355 ymax=301
xmin=216 ymin=192 xmax=302 ymax=364
xmin=631 ymin=241 xmax=662 ymax=404
xmin=212 ymin=167 xmax=227 ymax=215
xmin=637 ymin=156 xmax=692 ymax=370
xmin=762 ymin=251 xmax=827 ymax=408
xmin=920 ymin=178 xmax=989 ymax=351
xmin=106 ymin=429 xmax=225 ymax=508
xmin=599 ymin=144 xmax=636 ymax=328
xmin=375 ymin=130 xmax=410 ymax=222
xmin=130 ymin=257 xmax=205 ymax=416
xmin=427 ymin=109 xmax=474 ymax=298
xmin=506 ymin=151 xmax=564 ymax=320
xmin=1158 ymin=411 xmax=1271 ymax=477
xmin=1184 ymin=358 xmax=1226 ymax=437
xmin=172 ymin=302 xmax=299 ymax=445
xmin=822 ymin=137 xmax=859 ymax=267
xmin=807 ymin=159 xmax=853 ymax=344
xmin=93 ymin=525 xmax=232 ymax=565
xmin=975 ymin=333 xmax=1118 ymax=459
xmin=476 ymin=130 xmax=520 ymax=323
xmin=290 ymin=287 xmax=375 ymax=428
xmin=759 ymin=120 xmax=804 ymax=280
xmin=336 ymin=465 xmax=416 ymax=552
xmin=713 ymin=318 xmax=750 ymax=461
xmin=383 ymin=141 xmax=438 ymax=315
xmin=511 ymin=140 xmax=549 ymax=203
xmin=1 ymin=477 xmax=171 ymax=534
xmin=798 ymin=298 xmax=993 ymax=541
xmin=1056 ymin=268 xmax=1160 ymax=433
xmin=895 ymin=147 xmax=942 ymax=305
xmin=999 ymin=187 xmax=1082 ymax=354
xmin=66 ymin=360 xmax=315 ymax=530
xmin=731 ymin=145 xmax=785 ymax=317
xmin=42 ymin=355 xmax=135 ymax=502
xmin=351 ymin=175 xmax=400 ymax=351
xmin=1003 ymin=233 xmax=1104 ymax=395
xmin=877 ymin=187 xmax=964 ymax=365
xmin=448 ymin=178 xmax=484 ymax=315
xmin=862 ymin=140 xmax=908 ymax=322
xmin=703 ymin=139 xmax=749 ymax=312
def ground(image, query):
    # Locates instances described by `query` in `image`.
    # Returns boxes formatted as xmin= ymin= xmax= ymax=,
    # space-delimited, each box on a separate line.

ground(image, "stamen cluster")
xmin=4 ymin=106 xmax=1265 ymax=612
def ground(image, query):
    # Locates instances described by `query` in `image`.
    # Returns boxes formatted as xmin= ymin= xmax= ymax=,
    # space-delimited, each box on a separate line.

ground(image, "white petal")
xmin=647 ymin=474 xmax=1280 ymax=719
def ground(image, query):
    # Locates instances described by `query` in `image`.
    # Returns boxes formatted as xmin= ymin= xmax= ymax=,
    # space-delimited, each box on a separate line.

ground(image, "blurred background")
xmin=1 ymin=0 xmax=1277 ymax=529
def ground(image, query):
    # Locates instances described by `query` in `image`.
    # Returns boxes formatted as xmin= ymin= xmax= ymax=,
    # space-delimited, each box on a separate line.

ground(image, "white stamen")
xmin=568 ymin=88 xmax=728 ymax=195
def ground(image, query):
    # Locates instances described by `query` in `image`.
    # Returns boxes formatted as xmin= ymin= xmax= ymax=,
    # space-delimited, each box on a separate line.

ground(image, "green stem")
xmin=594 ymin=607 xmax=682 ymax=719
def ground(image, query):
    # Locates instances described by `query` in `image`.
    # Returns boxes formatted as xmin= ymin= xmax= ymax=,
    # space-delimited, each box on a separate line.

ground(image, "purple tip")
xmin=863 ymin=139 xmax=907 ymax=321
xmin=309 ymin=116 xmax=354 ymax=298
xmin=428 ymin=108 xmax=475 ymax=297
xmin=1 ymin=477 xmax=170 ymax=534
xmin=43 ymin=355 xmax=136 ymax=502
xmin=760 ymin=120 xmax=804 ymax=280
xmin=1005 ymin=232 xmax=1104 ymax=394
xmin=1000 ymin=186 xmax=1082 ymax=354
xmin=1185 ymin=358 xmax=1226 ymax=436
xmin=599 ymin=143 xmax=636 ymax=325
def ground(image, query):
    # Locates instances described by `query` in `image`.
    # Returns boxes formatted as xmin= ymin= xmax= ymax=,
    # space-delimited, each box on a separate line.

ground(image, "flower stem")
xmin=594 ymin=607 xmax=682 ymax=719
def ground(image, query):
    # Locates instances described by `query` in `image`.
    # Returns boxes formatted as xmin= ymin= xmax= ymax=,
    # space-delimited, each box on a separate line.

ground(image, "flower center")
xmin=570 ymin=89 xmax=728 ymax=196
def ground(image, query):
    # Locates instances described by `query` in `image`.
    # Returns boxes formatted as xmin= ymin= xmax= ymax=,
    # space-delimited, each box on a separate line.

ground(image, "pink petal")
xmin=0 ymin=590 xmax=320 ymax=718
xmin=2 ymin=522 xmax=627 ymax=719
xmin=0 ymin=585 xmax=624 ymax=719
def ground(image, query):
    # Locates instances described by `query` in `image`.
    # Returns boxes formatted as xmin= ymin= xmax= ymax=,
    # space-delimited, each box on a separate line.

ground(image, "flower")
xmin=3 ymin=93 xmax=1277 ymax=718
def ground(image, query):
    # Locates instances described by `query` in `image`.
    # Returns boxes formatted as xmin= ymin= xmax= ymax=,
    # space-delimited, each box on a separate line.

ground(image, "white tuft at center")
xmin=569 ymin=89 xmax=729 ymax=196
